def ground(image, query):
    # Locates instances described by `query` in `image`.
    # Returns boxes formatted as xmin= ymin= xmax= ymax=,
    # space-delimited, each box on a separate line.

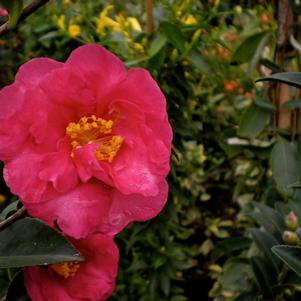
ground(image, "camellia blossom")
xmin=0 ymin=44 xmax=172 ymax=238
xmin=24 ymin=233 xmax=119 ymax=301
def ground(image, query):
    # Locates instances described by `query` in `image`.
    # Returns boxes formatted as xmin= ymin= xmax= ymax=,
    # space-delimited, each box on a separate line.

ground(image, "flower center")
xmin=48 ymin=262 xmax=80 ymax=279
xmin=66 ymin=115 xmax=123 ymax=163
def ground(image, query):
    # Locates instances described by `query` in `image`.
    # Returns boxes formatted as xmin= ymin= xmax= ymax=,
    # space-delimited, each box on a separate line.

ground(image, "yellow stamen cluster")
xmin=95 ymin=135 xmax=123 ymax=163
xmin=48 ymin=262 xmax=80 ymax=279
xmin=66 ymin=115 xmax=123 ymax=163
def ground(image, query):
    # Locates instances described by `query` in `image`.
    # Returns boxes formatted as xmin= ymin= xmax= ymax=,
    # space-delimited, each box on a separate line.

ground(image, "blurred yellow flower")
xmin=0 ymin=194 xmax=6 ymax=205
xmin=68 ymin=24 xmax=80 ymax=37
xmin=182 ymin=14 xmax=197 ymax=25
xmin=57 ymin=15 xmax=66 ymax=31
xmin=127 ymin=17 xmax=142 ymax=31
xmin=63 ymin=0 xmax=71 ymax=5
xmin=96 ymin=5 xmax=120 ymax=35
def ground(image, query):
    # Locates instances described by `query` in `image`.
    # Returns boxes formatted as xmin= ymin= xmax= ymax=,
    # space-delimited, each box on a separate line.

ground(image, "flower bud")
xmin=282 ymin=230 xmax=300 ymax=245
xmin=285 ymin=211 xmax=298 ymax=231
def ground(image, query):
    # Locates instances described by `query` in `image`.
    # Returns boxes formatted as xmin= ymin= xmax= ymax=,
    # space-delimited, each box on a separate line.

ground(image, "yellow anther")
xmin=66 ymin=115 xmax=123 ymax=163
xmin=48 ymin=262 xmax=80 ymax=279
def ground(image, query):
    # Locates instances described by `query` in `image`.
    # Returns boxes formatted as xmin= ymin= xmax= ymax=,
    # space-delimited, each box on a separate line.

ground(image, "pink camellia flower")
xmin=24 ymin=233 xmax=119 ymax=301
xmin=0 ymin=44 xmax=172 ymax=238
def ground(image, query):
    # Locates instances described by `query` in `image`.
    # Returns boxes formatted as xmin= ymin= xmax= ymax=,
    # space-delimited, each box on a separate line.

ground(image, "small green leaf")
xmin=272 ymin=245 xmax=301 ymax=276
xmin=211 ymin=237 xmax=252 ymax=261
xmin=271 ymin=137 xmax=300 ymax=193
xmin=256 ymin=72 xmax=301 ymax=89
xmin=282 ymin=99 xmax=301 ymax=109
xmin=160 ymin=22 xmax=186 ymax=52
xmin=187 ymin=50 xmax=210 ymax=73
xmin=232 ymin=31 xmax=270 ymax=64
xmin=0 ymin=217 xmax=84 ymax=268
xmin=148 ymin=34 xmax=167 ymax=58
xmin=238 ymin=103 xmax=270 ymax=139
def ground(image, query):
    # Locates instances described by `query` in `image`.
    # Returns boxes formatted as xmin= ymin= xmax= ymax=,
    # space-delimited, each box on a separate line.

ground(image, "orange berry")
xmin=260 ymin=13 xmax=269 ymax=25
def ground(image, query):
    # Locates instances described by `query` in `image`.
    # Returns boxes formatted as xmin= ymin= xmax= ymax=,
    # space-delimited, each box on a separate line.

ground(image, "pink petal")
xmin=66 ymin=44 xmax=127 ymax=102
xmin=66 ymin=234 xmax=118 ymax=300
xmin=102 ymin=180 xmax=169 ymax=234
xmin=39 ymin=140 xmax=79 ymax=193
xmin=16 ymin=57 xmax=63 ymax=87
xmin=4 ymin=152 xmax=49 ymax=204
xmin=26 ymin=180 xmax=113 ymax=239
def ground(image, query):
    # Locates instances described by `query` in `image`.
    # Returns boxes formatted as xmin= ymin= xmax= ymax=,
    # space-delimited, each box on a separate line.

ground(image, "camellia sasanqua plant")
xmin=0 ymin=1 xmax=172 ymax=300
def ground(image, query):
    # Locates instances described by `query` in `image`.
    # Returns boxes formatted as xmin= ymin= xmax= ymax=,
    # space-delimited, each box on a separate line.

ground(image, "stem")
xmin=0 ymin=0 xmax=50 ymax=37
xmin=144 ymin=0 xmax=153 ymax=34
xmin=0 ymin=207 xmax=26 ymax=230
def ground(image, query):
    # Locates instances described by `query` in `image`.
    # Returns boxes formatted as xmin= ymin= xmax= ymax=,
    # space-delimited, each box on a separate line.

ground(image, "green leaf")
xmin=0 ymin=0 xmax=23 ymax=29
xmin=249 ymin=228 xmax=281 ymax=272
xmin=238 ymin=103 xmax=270 ymax=139
xmin=251 ymin=256 xmax=275 ymax=298
xmin=221 ymin=259 xmax=252 ymax=291
xmin=256 ymin=72 xmax=301 ymax=89
xmin=245 ymin=32 xmax=272 ymax=78
xmin=232 ymin=31 xmax=270 ymax=64
xmin=271 ymin=137 xmax=300 ymax=193
xmin=250 ymin=202 xmax=286 ymax=238
xmin=211 ymin=237 xmax=252 ymax=261
xmin=148 ymin=34 xmax=167 ymax=58
xmin=5 ymin=271 xmax=29 ymax=301
xmin=253 ymin=96 xmax=276 ymax=110
xmin=187 ymin=50 xmax=210 ymax=73
xmin=0 ymin=217 xmax=84 ymax=268
xmin=160 ymin=22 xmax=186 ymax=52
xmin=272 ymin=245 xmax=301 ymax=276
xmin=282 ymin=99 xmax=301 ymax=109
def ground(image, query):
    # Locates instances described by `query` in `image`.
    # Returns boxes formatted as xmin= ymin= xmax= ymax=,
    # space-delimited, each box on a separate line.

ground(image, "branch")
xmin=0 ymin=206 xmax=26 ymax=230
xmin=0 ymin=0 xmax=49 ymax=37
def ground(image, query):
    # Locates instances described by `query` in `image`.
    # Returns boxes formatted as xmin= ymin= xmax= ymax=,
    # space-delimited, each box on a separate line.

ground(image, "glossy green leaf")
xmin=250 ymin=202 xmax=286 ymax=238
xmin=238 ymin=103 xmax=270 ymax=139
xmin=232 ymin=31 xmax=270 ymax=64
xmin=0 ymin=218 xmax=84 ymax=268
xmin=253 ymin=96 xmax=276 ymax=110
xmin=272 ymin=245 xmax=301 ymax=276
xmin=256 ymin=72 xmax=301 ymax=89
xmin=249 ymin=228 xmax=280 ymax=272
xmin=0 ymin=0 xmax=23 ymax=29
xmin=160 ymin=22 xmax=186 ymax=52
xmin=271 ymin=137 xmax=300 ymax=193
xmin=251 ymin=256 xmax=275 ymax=298
xmin=282 ymin=99 xmax=301 ymax=109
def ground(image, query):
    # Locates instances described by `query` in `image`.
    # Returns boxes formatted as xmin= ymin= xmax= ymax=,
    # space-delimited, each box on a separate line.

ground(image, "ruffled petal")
xmin=16 ymin=57 xmax=63 ymax=87
xmin=24 ymin=267 xmax=73 ymax=301
xmin=66 ymin=44 xmax=127 ymax=103
xmin=26 ymin=180 xmax=113 ymax=239
xmin=4 ymin=152 xmax=49 ymax=204
xmin=101 ymin=180 xmax=169 ymax=234
xmin=66 ymin=234 xmax=118 ymax=300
